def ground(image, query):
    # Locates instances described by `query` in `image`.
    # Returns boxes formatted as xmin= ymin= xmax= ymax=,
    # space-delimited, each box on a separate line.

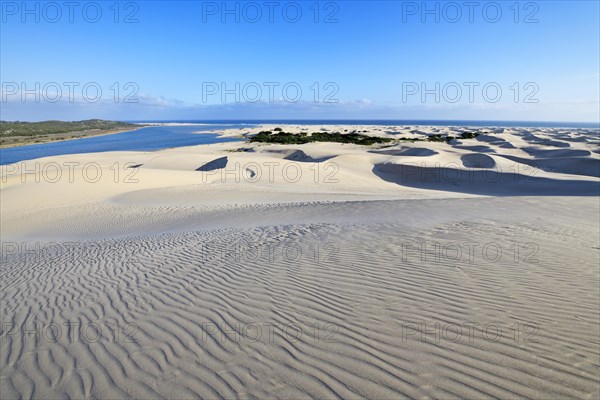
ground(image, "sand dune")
xmin=373 ymin=163 xmax=599 ymax=196
xmin=1 ymin=125 xmax=599 ymax=399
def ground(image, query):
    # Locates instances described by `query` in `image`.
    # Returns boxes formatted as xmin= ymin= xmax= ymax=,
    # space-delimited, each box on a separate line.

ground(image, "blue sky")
xmin=1 ymin=0 xmax=599 ymax=122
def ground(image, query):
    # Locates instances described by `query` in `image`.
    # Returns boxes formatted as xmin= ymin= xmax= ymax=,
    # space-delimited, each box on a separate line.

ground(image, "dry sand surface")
xmin=1 ymin=125 xmax=599 ymax=399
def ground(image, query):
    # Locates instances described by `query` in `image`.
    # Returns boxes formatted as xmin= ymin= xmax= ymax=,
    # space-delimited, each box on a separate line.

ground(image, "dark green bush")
xmin=249 ymin=131 xmax=393 ymax=145
xmin=460 ymin=132 xmax=480 ymax=139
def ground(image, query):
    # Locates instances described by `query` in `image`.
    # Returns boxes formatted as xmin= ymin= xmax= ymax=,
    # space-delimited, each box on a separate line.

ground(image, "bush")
xmin=248 ymin=130 xmax=481 ymax=146
xmin=427 ymin=134 xmax=446 ymax=142
xmin=249 ymin=131 xmax=393 ymax=145
xmin=460 ymin=132 xmax=480 ymax=139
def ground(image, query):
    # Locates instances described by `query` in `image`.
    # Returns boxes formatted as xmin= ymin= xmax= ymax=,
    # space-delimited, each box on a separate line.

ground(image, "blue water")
xmin=0 ymin=124 xmax=246 ymax=165
xmin=3 ymin=120 xmax=598 ymax=165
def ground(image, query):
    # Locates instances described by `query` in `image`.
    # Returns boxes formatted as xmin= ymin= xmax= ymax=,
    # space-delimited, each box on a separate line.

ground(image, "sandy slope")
xmin=1 ymin=125 xmax=599 ymax=399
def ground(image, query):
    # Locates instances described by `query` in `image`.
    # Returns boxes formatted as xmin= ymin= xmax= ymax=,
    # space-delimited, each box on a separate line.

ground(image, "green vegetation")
xmin=459 ymin=131 xmax=479 ymax=139
xmin=427 ymin=134 xmax=448 ymax=142
xmin=397 ymin=131 xmax=479 ymax=143
xmin=0 ymin=119 xmax=137 ymax=137
xmin=248 ymin=130 xmax=481 ymax=146
xmin=249 ymin=130 xmax=394 ymax=145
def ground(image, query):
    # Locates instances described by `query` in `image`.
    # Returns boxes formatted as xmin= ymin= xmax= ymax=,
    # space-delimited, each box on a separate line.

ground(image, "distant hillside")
xmin=0 ymin=119 xmax=137 ymax=137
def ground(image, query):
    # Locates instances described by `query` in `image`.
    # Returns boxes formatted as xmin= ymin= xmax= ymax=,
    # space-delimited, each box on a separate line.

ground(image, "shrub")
xmin=249 ymin=131 xmax=393 ymax=145
xmin=460 ymin=132 xmax=480 ymax=139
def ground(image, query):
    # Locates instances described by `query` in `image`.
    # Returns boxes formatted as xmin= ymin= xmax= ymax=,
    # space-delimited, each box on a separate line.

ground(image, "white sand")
xmin=1 ymin=125 xmax=599 ymax=399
